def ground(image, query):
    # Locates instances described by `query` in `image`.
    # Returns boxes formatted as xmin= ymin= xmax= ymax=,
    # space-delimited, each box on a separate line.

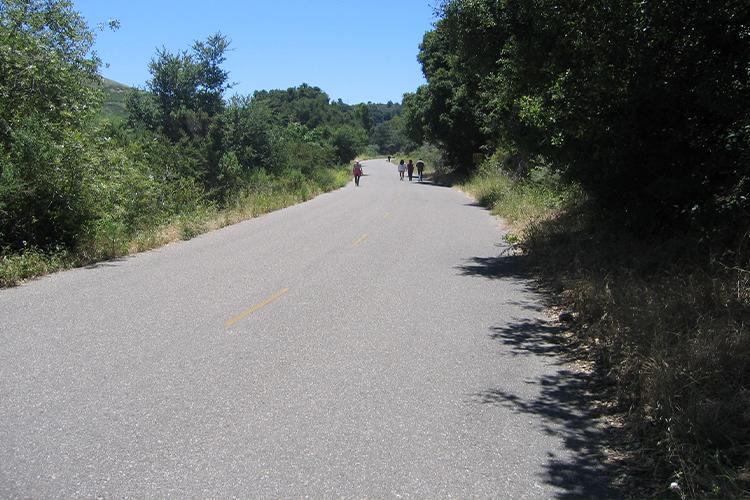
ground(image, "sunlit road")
xmin=0 ymin=160 xmax=612 ymax=498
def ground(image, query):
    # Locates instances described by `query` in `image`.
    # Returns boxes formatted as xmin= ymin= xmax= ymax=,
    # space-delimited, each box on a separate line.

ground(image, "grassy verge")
xmin=461 ymin=161 xmax=750 ymax=498
xmin=461 ymin=161 xmax=580 ymax=237
xmin=0 ymin=166 xmax=350 ymax=288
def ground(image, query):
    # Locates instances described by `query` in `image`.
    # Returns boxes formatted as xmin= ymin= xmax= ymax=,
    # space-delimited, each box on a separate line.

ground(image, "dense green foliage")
xmin=0 ymin=0 xmax=384 ymax=281
xmin=404 ymin=0 xmax=750 ymax=236
xmin=0 ymin=0 xmax=102 ymax=250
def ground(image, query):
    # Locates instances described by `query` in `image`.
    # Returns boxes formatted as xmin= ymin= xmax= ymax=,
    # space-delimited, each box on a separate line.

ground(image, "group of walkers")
xmin=352 ymin=157 xmax=426 ymax=186
xmin=397 ymin=159 xmax=424 ymax=182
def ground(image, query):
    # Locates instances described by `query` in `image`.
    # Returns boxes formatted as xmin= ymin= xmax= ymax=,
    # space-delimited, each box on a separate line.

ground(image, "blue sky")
xmin=72 ymin=1 xmax=437 ymax=104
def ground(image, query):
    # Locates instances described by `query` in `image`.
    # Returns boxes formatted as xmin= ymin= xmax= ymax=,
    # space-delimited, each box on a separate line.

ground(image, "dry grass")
xmin=521 ymin=207 xmax=750 ymax=498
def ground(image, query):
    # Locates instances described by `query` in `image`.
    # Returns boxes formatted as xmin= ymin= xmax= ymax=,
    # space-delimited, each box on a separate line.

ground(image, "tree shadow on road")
xmin=84 ymin=256 xmax=128 ymax=269
xmin=475 ymin=364 xmax=622 ymax=499
xmin=460 ymin=253 xmax=623 ymax=497
xmin=457 ymin=253 xmax=530 ymax=281
xmin=490 ymin=320 xmax=566 ymax=357
xmin=457 ymin=253 xmax=550 ymax=312
xmin=480 ymin=318 xmax=622 ymax=497
xmin=411 ymin=180 xmax=454 ymax=189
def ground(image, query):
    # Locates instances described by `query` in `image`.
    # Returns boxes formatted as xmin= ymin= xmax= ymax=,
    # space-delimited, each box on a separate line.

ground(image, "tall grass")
xmin=461 ymin=160 xmax=580 ymax=235
xmin=0 ymin=166 xmax=350 ymax=287
xmin=462 ymin=161 xmax=750 ymax=498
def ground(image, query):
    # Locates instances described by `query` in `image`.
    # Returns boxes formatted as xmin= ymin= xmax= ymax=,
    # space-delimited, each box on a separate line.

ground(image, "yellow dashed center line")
xmin=384 ymin=212 xmax=390 ymax=219
xmin=225 ymin=288 xmax=289 ymax=329
xmin=352 ymin=233 xmax=368 ymax=247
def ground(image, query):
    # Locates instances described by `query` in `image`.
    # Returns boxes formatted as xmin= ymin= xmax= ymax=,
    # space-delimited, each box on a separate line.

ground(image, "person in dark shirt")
xmin=416 ymin=159 xmax=425 ymax=182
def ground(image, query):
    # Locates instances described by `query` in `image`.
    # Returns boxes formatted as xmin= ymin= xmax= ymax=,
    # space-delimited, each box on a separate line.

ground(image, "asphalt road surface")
xmin=0 ymin=159 xmax=614 ymax=498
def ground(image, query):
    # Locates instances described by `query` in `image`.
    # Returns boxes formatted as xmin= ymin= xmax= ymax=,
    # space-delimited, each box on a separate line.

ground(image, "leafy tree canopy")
xmin=405 ymin=0 xmax=750 ymax=233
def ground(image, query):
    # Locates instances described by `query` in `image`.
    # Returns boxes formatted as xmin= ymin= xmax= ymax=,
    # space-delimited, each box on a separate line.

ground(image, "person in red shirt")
xmin=353 ymin=161 xmax=363 ymax=186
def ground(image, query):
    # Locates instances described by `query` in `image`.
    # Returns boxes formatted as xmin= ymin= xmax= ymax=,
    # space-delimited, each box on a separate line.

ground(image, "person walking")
xmin=387 ymin=155 xmax=391 ymax=163
xmin=353 ymin=161 xmax=363 ymax=186
xmin=407 ymin=159 xmax=414 ymax=181
xmin=398 ymin=159 xmax=406 ymax=180
xmin=416 ymin=158 xmax=425 ymax=182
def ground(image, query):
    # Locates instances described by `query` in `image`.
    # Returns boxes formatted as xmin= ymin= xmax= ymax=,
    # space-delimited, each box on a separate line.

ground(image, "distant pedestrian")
xmin=416 ymin=158 xmax=425 ymax=182
xmin=353 ymin=161 xmax=363 ymax=186
xmin=407 ymin=159 xmax=414 ymax=181
xmin=387 ymin=155 xmax=391 ymax=163
xmin=398 ymin=159 xmax=406 ymax=180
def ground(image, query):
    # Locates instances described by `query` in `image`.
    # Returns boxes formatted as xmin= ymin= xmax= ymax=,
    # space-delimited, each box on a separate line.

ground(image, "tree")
xmin=354 ymin=103 xmax=373 ymax=135
xmin=406 ymin=24 xmax=488 ymax=172
xmin=407 ymin=0 xmax=750 ymax=231
xmin=0 ymin=0 xmax=103 ymax=249
xmin=371 ymin=116 xmax=407 ymax=155
xmin=0 ymin=0 xmax=101 ymax=139
xmin=136 ymin=33 xmax=232 ymax=140
xmin=328 ymin=124 xmax=367 ymax=164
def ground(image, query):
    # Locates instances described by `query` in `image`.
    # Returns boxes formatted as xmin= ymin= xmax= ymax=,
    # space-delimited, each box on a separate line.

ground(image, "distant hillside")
xmin=99 ymin=77 xmax=131 ymax=122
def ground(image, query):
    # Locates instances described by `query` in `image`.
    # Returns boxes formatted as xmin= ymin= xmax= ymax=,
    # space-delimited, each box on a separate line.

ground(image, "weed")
xmin=0 ymin=247 xmax=72 ymax=287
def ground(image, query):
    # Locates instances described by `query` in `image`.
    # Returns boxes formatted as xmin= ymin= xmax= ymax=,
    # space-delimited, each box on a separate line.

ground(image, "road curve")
xmin=0 ymin=159 xmax=613 ymax=498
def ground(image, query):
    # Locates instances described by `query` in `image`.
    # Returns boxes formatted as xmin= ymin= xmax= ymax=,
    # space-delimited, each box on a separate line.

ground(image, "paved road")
xmin=0 ymin=160 xmax=612 ymax=498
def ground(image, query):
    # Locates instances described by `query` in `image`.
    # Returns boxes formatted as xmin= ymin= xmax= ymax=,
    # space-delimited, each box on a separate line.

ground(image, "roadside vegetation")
xmin=405 ymin=0 xmax=749 ymax=497
xmin=0 ymin=0 xmax=404 ymax=287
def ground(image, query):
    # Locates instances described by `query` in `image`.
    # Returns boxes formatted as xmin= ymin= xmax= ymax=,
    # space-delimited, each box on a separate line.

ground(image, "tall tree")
xmin=141 ymin=33 xmax=232 ymax=140
xmin=0 ymin=0 xmax=103 ymax=249
xmin=407 ymin=0 xmax=750 ymax=231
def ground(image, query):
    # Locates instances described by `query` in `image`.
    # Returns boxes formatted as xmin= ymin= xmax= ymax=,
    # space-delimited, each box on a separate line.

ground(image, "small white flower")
xmin=669 ymin=481 xmax=681 ymax=492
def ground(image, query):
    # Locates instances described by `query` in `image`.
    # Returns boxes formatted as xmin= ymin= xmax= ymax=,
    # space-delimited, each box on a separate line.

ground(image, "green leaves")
xmin=407 ymin=0 xmax=750 ymax=233
xmin=0 ymin=0 xmax=101 ymax=135
xmin=139 ymin=33 xmax=231 ymax=140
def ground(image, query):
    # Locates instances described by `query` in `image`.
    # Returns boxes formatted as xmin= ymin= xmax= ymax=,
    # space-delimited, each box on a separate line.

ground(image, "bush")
xmin=328 ymin=125 xmax=367 ymax=164
xmin=0 ymin=117 xmax=95 ymax=250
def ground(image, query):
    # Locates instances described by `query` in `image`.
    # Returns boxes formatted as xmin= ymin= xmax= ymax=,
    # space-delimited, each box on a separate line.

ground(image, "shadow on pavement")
xmin=476 ymin=366 xmax=621 ymax=499
xmin=85 ymin=256 xmax=128 ymax=269
xmin=407 ymin=179 xmax=452 ymax=189
xmin=460 ymin=253 xmax=622 ymax=498
xmin=457 ymin=253 xmax=531 ymax=281
xmin=490 ymin=320 xmax=565 ymax=357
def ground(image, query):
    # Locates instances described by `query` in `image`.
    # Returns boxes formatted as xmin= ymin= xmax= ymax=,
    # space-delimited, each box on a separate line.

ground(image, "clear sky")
xmin=71 ymin=0 xmax=437 ymax=105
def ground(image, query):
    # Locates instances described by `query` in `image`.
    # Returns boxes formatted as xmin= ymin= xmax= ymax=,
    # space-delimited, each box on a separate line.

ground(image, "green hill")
xmin=99 ymin=77 xmax=131 ymax=122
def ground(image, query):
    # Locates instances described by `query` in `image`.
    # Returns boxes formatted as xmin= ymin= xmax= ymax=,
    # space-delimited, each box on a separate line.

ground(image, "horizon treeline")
xmin=0 ymin=0 xmax=409 ymax=259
